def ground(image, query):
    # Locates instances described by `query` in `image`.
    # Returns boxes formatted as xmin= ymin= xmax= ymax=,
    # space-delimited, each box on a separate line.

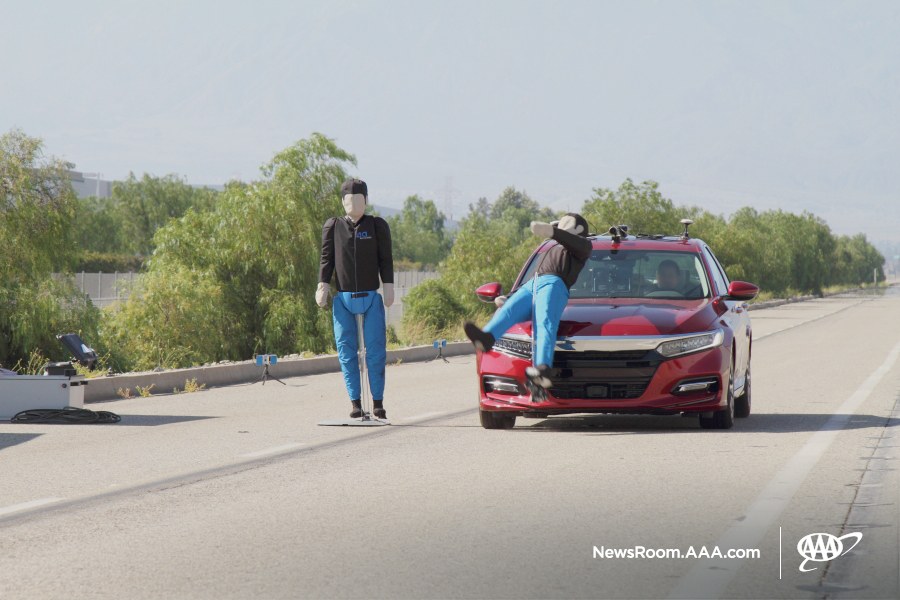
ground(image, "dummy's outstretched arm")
xmin=550 ymin=227 xmax=592 ymax=261
xmin=530 ymin=221 xmax=592 ymax=261
xmin=316 ymin=218 xmax=336 ymax=308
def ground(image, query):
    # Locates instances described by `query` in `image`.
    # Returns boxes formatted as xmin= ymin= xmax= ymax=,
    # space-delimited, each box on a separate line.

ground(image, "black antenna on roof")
xmin=680 ymin=218 xmax=694 ymax=240
xmin=608 ymin=227 xmax=619 ymax=243
xmin=608 ymin=224 xmax=628 ymax=243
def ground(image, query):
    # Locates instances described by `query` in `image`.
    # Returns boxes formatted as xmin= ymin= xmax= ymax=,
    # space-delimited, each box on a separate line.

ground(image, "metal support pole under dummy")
xmin=318 ymin=312 xmax=390 ymax=426
xmin=355 ymin=313 xmax=371 ymax=419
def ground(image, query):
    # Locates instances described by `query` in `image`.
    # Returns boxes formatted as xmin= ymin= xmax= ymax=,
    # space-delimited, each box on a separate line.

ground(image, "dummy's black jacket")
xmin=319 ymin=215 xmax=394 ymax=292
xmin=534 ymin=228 xmax=593 ymax=289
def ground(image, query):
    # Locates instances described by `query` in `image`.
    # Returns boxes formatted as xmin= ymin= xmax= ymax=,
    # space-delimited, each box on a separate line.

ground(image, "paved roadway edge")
xmin=0 ymin=406 xmax=479 ymax=527
xmin=667 ymin=339 xmax=900 ymax=599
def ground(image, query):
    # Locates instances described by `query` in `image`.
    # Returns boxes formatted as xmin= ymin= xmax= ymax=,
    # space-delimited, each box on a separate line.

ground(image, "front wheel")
xmin=734 ymin=365 xmax=751 ymax=418
xmin=480 ymin=409 xmax=516 ymax=430
xmin=700 ymin=360 xmax=735 ymax=430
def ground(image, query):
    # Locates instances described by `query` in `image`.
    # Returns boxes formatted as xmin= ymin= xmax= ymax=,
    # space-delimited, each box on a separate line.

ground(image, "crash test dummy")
xmin=317 ymin=178 xmax=394 ymax=418
xmin=464 ymin=213 xmax=591 ymax=399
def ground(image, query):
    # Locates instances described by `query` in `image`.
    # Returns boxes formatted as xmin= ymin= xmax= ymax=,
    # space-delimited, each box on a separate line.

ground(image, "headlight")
xmin=656 ymin=331 xmax=724 ymax=358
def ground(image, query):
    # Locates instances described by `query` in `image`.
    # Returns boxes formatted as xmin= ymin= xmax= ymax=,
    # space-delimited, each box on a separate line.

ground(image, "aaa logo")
xmin=796 ymin=532 xmax=862 ymax=572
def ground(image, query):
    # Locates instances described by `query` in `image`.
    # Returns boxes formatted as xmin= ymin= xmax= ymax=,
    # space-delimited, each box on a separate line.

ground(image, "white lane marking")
xmin=240 ymin=443 xmax=305 ymax=458
xmin=0 ymin=497 xmax=64 ymax=517
xmin=397 ymin=411 xmax=452 ymax=423
xmin=668 ymin=340 xmax=900 ymax=599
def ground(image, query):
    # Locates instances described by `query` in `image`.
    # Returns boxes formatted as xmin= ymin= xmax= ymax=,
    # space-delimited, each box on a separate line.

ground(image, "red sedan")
xmin=473 ymin=225 xmax=758 ymax=430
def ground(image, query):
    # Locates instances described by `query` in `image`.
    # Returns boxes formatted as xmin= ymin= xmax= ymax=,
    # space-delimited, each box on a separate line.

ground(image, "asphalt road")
xmin=1 ymin=288 xmax=899 ymax=600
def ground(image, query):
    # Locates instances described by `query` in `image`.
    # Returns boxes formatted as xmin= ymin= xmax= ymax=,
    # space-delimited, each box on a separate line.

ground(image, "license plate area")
xmin=586 ymin=384 xmax=609 ymax=399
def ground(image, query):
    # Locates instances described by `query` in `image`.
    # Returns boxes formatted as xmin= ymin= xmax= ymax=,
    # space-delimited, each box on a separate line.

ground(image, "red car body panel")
xmin=506 ymin=298 xmax=726 ymax=338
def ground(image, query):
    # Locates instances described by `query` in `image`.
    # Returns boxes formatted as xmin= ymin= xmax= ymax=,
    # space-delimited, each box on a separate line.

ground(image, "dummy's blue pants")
xmin=483 ymin=274 xmax=569 ymax=368
xmin=332 ymin=291 xmax=386 ymax=402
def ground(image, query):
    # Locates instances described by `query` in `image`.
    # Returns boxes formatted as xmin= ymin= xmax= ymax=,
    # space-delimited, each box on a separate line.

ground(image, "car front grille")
xmin=548 ymin=350 xmax=662 ymax=400
xmin=493 ymin=336 xmax=532 ymax=359
xmin=549 ymin=379 xmax=652 ymax=400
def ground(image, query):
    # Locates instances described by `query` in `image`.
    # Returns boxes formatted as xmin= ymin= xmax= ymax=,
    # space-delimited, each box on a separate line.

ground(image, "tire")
xmin=699 ymin=358 xmax=735 ymax=430
xmin=734 ymin=365 xmax=751 ymax=418
xmin=480 ymin=409 xmax=516 ymax=430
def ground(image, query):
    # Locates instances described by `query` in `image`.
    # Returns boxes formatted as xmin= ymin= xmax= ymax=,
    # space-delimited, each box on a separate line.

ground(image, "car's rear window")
xmin=516 ymin=249 xmax=711 ymax=300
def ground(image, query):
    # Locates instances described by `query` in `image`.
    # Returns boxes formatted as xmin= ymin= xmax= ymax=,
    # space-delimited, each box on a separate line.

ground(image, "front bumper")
xmin=478 ymin=336 xmax=728 ymax=415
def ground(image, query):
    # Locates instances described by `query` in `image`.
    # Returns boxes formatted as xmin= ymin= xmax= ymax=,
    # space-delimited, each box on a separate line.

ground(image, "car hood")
xmin=506 ymin=298 xmax=719 ymax=337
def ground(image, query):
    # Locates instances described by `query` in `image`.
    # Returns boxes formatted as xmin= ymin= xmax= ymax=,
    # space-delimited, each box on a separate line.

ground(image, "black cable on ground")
xmin=10 ymin=407 xmax=121 ymax=424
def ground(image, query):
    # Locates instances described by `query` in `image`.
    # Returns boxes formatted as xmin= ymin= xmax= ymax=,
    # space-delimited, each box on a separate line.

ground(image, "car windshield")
xmin=516 ymin=249 xmax=711 ymax=300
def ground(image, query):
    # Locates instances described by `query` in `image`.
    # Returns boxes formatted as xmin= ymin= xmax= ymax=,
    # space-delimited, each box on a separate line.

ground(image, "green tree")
xmin=489 ymin=186 xmax=555 ymax=240
xmin=405 ymin=187 xmax=554 ymax=332
xmin=1 ymin=129 xmax=77 ymax=277
xmin=387 ymin=195 xmax=451 ymax=267
xmin=74 ymin=195 xmax=125 ymax=254
xmin=831 ymin=234 xmax=885 ymax=285
xmin=101 ymin=133 xmax=354 ymax=369
xmin=713 ymin=207 xmax=793 ymax=293
xmin=759 ymin=211 xmax=835 ymax=294
xmin=0 ymin=129 xmax=100 ymax=367
xmin=582 ymin=179 xmax=680 ymax=236
xmin=72 ymin=174 xmax=219 ymax=272
xmin=111 ymin=173 xmax=218 ymax=256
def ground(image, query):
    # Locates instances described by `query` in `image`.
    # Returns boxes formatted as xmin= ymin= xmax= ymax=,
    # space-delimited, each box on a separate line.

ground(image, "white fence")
xmin=69 ymin=272 xmax=139 ymax=308
xmin=381 ymin=271 xmax=439 ymax=326
xmin=65 ymin=270 xmax=438 ymax=326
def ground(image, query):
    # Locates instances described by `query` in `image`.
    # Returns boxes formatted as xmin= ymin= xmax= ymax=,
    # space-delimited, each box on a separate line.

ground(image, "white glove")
xmin=315 ymin=282 xmax=331 ymax=308
xmin=530 ymin=221 xmax=554 ymax=239
xmin=382 ymin=283 xmax=394 ymax=307
xmin=494 ymin=295 xmax=508 ymax=308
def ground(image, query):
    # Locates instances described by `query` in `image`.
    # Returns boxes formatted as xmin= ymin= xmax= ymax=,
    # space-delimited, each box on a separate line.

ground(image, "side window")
xmin=708 ymin=248 xmax=731 ymax=287
xmin=703 ymin=247 xmax=728 ymax=295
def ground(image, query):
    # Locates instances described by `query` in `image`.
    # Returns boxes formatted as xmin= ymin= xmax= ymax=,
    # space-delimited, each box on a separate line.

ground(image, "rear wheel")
xmin=699 ymin=359 xmax=735 ymax=430
xmin=480 ymin=409 xmax=516 ymax=430
xmin=734 ymin=365 xmax=751 ymax=418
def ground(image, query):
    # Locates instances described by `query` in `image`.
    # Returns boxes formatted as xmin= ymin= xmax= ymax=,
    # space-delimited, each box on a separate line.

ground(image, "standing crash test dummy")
xmin=316 ymin=179 xmax=394 ymax=418
xmin=464 ymin=213 xmax=591 ymax=398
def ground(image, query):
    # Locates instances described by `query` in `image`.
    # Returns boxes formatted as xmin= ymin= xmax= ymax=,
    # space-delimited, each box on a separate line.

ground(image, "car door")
xmin=702 ymin=246 xmax=750 ymax=393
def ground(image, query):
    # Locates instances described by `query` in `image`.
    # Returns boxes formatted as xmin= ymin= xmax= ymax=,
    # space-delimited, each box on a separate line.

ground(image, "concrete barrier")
xmin=85 ymin=342 xmax=473 ymax=403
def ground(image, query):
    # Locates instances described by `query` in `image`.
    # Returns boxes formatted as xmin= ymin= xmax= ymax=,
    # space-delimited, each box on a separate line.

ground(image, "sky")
xmin=2 ymin=0 xmax=899 ymax=246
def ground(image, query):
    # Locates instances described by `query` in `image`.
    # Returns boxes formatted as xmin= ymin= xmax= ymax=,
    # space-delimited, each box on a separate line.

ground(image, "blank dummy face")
xmin=557 ymin=215 xmax=584 ymax=235
xmin=342 ymin=193 xmax=366 ymax=221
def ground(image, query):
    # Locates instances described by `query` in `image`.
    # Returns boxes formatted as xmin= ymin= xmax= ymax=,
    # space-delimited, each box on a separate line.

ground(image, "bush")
xmin=0 ymin=279 xmax=101 ymax=369
xmin=75 ymin=251 xmax=145 ymax=273
xmin=401 ymin=279 xmax=467 ymax=343
xmin=99 ymin=267 xmax=235 ymax=371
xmin=439 ymin=213 xmax=537 ymax=321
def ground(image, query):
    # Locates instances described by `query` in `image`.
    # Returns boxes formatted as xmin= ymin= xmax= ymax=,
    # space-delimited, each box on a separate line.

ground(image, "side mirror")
xmin=475 ymin=282 xmax=503 ymax=303
xmin=727 ymin=281 xmax=759 ymax=301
